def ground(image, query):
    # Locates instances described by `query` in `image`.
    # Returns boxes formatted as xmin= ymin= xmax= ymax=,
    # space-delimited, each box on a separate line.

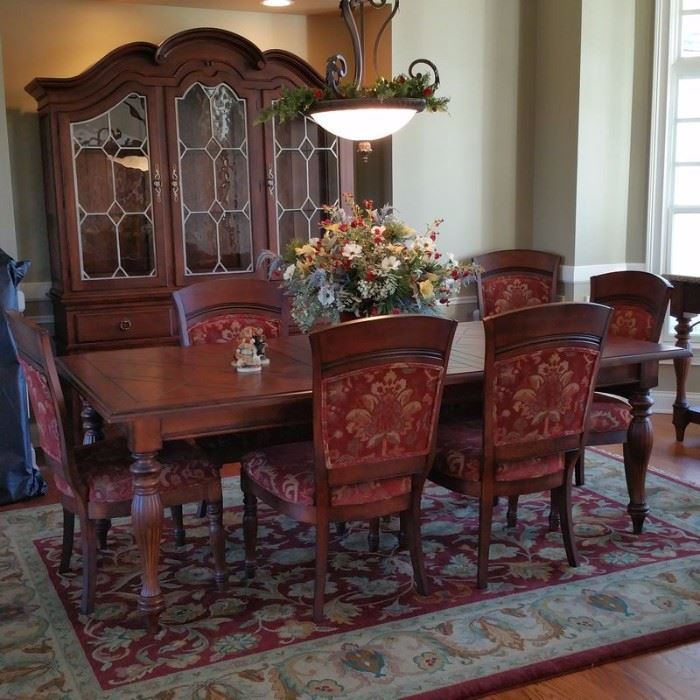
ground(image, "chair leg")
xmin=548 ymin=490 xmax=560 ymax=532
xmin=336 ymin=522 xmax=347 ymax=536
xmin=398 ymin=512 xmax=408 ymax=550
xmin=59 ymin=508 xmax=75 ymax=574
xmin=574 ymin=451 xmax=585 ymax=486
xmin=206 ymin=499 xmax=227 ymax=590
xmin=171 ymin=505 xmax=186 ymax=547
xmin=404 ymin=500 xmax=429 ymax=595
xmin=96 ymin=518 xmax=110 ymax=550
xmin=368 ymin=518 xmax=380 ymax=552
xmin=80 ymin=518 xmax=98 ymax=615
xmin=555 ymin=479 xmax=579 ymax=567
xmin=477 ymin=492 xmax=495 ymax=590
xmin=506 ymin=495 xmax=519 ymax=527
xmin=197 ymin=500 xmax=207 ymax=519
xmin=313 ymin=518 xmax=329 ymax=624
xmin=242 ymin=488 xmax=257 ymax=579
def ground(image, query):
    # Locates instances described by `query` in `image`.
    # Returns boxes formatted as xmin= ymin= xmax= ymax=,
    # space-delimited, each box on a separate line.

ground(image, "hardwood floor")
xmin=2 ymin=416 xmax=699 ymax=698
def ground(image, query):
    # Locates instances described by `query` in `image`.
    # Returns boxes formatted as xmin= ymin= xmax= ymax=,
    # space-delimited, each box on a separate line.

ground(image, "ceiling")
xmin=103 ymin=0 xmax=340 ymax=15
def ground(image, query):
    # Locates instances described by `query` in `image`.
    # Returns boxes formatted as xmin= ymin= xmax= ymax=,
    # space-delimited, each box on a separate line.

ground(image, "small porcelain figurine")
xmin=232 ymin=326 xmax=271 ymax=372
xmin=233 ymin=326 xmax=263 ymax=373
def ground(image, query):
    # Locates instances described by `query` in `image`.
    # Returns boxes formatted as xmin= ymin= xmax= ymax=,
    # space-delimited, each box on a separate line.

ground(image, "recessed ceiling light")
xmin=261 ymin=0 xmax=294 ymax=7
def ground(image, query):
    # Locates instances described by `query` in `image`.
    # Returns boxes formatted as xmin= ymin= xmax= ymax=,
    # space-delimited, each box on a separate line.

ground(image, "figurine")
xmin=233 ymin=326 xmax=263 ymax=373
xmin=252 ymin=327 xmax=270 ymax=366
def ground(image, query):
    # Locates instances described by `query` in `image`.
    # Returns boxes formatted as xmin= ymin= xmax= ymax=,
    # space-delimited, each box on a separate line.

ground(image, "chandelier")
xmin=307 ymin=0 xmax=442 ymax=143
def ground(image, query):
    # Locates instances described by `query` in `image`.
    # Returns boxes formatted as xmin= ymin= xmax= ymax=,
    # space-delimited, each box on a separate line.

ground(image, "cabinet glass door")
xmin=272 ymin=115 xmax=340 ymax=251
xmin=174 ymin=82 xmax=253 ymax=276
xmin=70 ymin=93 xmax=156 ymax=280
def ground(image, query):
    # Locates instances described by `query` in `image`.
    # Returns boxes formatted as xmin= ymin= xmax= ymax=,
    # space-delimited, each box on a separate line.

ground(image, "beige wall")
xmin=575 ymin=0 xmax=635 ymax=267
xmin=532 ymin=0 xmax=581 ymax=263
xmin=392 ymin=0 xmax=526 ymax=264
xmin=0 ymin=36 xmax=16 ymax=258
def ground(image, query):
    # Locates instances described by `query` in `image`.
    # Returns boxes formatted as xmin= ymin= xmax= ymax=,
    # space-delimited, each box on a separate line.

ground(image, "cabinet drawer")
xmin=73 ymin=307 xmax=174 ymax=344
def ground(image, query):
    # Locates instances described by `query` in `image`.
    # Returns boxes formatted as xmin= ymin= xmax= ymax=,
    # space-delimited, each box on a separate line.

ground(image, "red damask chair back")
xmin=590 ymin=271 xmax=672 ymax=342
xmin=173 ymin=278 xmax=288 ymax=347
xmin=310 ymin=315 xmax=456 ymax=498
xmin=483 ymin=303 xmax=611 ymax=469
xmin=474 ymin=249 xmax=562 ymax=318
xmin=241 ymin=314 xmax=456 ymax=621
xmin=5 ymin=310 xmax=82 ymax=500
xmin=429 ymin=303 xmax=611 ymax=588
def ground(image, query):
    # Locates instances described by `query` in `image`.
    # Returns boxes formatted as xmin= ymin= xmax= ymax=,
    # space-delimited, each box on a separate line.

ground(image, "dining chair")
xmin=575 ymin=270 xmax=673 ymax=485
xmin=473 ymin=249 xmax=562 ymax=319
xmin=240 ymin=314 xmax=457 ymax=622
xmin=429 ymin=302 xmax=611 ymax=589
xmin=173 ymin=277 xmax=302 ymax=519
xmin=5 ymin=310 xmax=226 ymax=615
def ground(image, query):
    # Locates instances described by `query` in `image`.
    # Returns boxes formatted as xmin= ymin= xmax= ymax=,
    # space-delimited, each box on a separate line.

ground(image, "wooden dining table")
xmin=56 ymin=321 xmax=690 ymax=624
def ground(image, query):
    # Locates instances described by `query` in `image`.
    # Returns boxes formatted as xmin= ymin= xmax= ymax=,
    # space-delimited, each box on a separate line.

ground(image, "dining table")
xmin=56 ymin=321 xmax=691 ymax=624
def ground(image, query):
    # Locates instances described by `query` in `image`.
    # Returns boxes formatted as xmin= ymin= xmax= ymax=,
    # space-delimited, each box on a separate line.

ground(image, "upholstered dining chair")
xmin=474 ymin=249 xmax=562 ymax=319
xmin=575 ymin=270 xmax=673 ymax=485
xmin=172 ymin=277 xmax=297 ymax=518
xmin=173 ymin=277 xmax=288 ymax=347
xmin=429 ymin=303 xmax=611 ymax=589
xmin=240 ymin=314 xmax=457 ymax=622
xmin=6 ymin=310 xmax=226 ymax=615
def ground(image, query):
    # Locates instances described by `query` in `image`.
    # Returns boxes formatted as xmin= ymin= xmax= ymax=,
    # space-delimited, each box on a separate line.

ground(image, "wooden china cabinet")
xmin=27 ymin=28 xmax=353 ymax=354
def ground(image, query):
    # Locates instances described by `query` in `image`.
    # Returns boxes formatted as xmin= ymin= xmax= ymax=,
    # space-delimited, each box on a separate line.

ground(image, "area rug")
xmin=1 ymin=450 xmax=699 ymax=699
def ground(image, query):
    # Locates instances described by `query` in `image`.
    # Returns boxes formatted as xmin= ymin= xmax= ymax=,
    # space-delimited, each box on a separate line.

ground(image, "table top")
xmin=57 ymin=321 xmax=690 ymax=426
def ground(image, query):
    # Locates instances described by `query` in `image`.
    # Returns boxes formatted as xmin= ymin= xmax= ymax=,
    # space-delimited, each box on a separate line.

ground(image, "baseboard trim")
xmin=650 ymin=389 xmax=700 ymax=414
xmin=560 ymin=262 xmax=647 ymax=284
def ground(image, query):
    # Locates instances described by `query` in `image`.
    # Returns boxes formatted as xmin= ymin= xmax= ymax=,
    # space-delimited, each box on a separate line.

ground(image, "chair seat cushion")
xmin=433 ymin=419 xmax=563 ymax=482
xmin=588 ymin=393 xmax=632 ymax=433
xmin=241 ymin=442 xmax=411 ymax=507
xmin=54 ymin=438 xmax=219 ymax=503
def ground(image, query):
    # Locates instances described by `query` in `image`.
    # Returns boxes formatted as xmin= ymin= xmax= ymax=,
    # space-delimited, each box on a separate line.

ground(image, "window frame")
xmin=647 ymin=0 xmax=700 ymax=347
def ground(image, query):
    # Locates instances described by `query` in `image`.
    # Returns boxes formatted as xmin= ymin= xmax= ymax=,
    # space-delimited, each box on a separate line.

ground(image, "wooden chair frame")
xmin=172 ymin=277 xmax=288 ymax=347
xmin=241 ymin=314 xmax=457 ymax=622
xmin=474 ymin=249 xmax=562 ymax=319
xmin=430 ymin=303 xmax=611 ymax=588
xmin=5 ymin=310 xmax=226 ymax=615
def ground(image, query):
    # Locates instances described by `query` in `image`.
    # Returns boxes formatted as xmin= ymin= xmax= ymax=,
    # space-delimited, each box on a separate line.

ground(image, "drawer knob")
xmin=119 ymin=319 xmax=132 ymax=332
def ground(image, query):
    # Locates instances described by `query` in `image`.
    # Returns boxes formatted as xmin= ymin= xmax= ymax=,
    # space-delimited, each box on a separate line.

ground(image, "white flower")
xmin=413 ymin=236 xmax=436 ymax=252
xmin=283 ymin=264 xmax=296 ymax=281
xmin=317 ymin=285 xmax=335 ymax=306
xmin=371 ymin=225 xmax=386 ymax=237
xmin=381 ymin=255 xmax=400 ymax=271
xmin=342 ymin=243 xmax=362 ymax=260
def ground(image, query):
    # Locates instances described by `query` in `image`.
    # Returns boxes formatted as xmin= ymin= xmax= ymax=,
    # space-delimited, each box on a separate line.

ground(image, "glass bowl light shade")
xmin=308 ymin=97 xmax=426 ymax=141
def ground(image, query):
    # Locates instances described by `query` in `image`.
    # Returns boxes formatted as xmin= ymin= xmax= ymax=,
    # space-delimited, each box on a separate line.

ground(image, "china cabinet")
xmin=27 ymin=28 xmax=353 ymax=353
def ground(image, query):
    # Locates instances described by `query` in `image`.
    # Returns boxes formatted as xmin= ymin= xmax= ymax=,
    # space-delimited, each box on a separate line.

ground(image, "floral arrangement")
xmin=266 ymin=195 xmax=477 ymax=332
xmin=255 ymin=72 xmax=449 ymax=125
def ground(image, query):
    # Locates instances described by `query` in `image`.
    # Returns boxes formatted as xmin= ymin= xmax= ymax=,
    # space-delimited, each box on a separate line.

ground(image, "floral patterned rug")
xmin=2 ymin=450 xmax=699 ymax=699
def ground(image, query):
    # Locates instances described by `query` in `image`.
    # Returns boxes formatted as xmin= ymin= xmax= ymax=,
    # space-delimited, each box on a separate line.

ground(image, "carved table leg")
xmin=130 ymin=450 xmax=164 ymax=630
xmin=622 ymin=389 xmax=653 ymax=534
xmin=672 ymin=315 xmax=692 ymax=442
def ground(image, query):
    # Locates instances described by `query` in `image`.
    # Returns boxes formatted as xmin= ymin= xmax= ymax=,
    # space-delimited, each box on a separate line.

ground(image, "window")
xmin=648 ymin=0 xmax=700 ymax=340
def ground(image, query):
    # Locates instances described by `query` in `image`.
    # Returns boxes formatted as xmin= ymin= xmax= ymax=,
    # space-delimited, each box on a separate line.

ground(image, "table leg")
xmin=622 ymin=389 xmax=653 ymax=534
xmin=130 ymin=449 xmax=164 ymax=629
xmin=672 ymin=315 xmax=692 ymax=442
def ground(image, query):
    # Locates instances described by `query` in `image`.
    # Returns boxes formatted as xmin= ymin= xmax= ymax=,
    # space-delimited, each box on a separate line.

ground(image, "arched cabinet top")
xmin=26 ymin=27 xmax=323 ymax=110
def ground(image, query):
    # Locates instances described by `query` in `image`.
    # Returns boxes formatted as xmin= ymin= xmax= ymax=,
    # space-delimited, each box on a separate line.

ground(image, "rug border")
xmin=407 ymin=621 xmax=700 ymax=700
